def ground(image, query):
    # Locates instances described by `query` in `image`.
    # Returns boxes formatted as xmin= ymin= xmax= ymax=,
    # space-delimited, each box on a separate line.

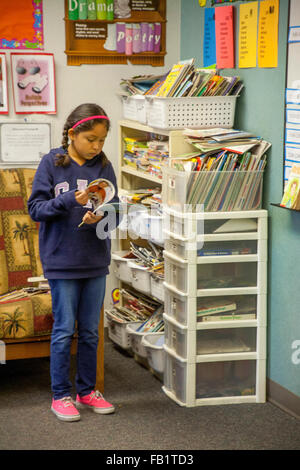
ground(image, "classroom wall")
xmin=181 ymin=0 xmax=300 ymax=400
xmin=0 ymin=0 xmax=182 ymax=311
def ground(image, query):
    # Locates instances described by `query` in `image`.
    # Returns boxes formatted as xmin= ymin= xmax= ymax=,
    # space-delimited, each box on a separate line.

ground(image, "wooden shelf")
xmin=64 ymin=0 xmax=166 ymax=66
xmin=121 ymin=165 xmax=162 ymax=184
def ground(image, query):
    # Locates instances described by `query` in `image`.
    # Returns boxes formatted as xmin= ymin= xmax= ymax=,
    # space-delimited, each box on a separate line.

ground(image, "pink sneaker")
xmin=51 ymin=396 xmax=80 ymax=422
xmin=76 ymin=390 xmax=115 ymax=414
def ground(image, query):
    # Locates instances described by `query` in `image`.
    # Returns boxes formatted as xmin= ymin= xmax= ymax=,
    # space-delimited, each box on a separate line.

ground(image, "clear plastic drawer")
xmin=164 ymin=288 xmax=266 ymax=328
xmin=164 ymin=320 xmax=257 ymax=360
xmin=164 ymin=353 xmax=260 ymax=405
xmin=163 ymin=206 xmax=268 ymax=242
xmin=164 ymin=255 xmax=262 ymax=294
xmin=164 ymin=236 xmax=259 ymax=262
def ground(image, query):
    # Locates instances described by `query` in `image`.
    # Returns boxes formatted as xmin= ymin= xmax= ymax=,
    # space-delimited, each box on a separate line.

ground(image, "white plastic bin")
xmin=111 ymin=251 xmax=136 ymax=284
xmin=126 ymin=321 xmax=148 ymax=359
xmin=121 ymin=94 xmax=147 ymax=124
xmin=105 ymin=310 xmax=133 ymax=351
xmin=129 ymin=209 xmax=164 ymax=245
xmin=150 ymin=274 xmax=165 ymax=302
xmin=141 ymin=333 xmax=165 ymax=374
xmin=145 ymin=96 xmax=238 ymax=130
xmin=126 ymin=322 xmax=162 ymax=362
xmin=162 ymin=166 xmax=264 ymax=212
xmin=128 ymin=262 xmax=151 ymax=295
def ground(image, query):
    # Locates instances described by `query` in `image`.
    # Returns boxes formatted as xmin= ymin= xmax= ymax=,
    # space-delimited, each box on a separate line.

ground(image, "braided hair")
xmin=55 ymin=103 xmax=110 ymax=167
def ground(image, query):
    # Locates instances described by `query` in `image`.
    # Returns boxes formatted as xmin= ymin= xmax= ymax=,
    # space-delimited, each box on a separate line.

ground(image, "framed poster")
xmin=0 ymin=54 xmax=8 ymax=114
xmin=11 ymin=52 xmax=56 ymax=114
xmin=0 ymin=122 xmax=51 ymax=164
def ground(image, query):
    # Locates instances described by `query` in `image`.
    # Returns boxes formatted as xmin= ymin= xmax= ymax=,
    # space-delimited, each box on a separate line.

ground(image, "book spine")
xmin=106 ymin=0 xmax=114 ymax=20
xmin=87 ymin=0 xmax=97 ymax=19
xmin=147 ymin=23 xmax=154 ymax=51
xmin=96 ymin=0 xmax=106 ymax=19
xmin=68 ymin=0 xmax=79 ymax=20
xmin=132 ymin=23 xmax=141 ymax=53
xmin=154 ymin=22 xmax=161 ymax=53
xmin=125 ymin=23 xmax=133 ymax=55
xmin=141 ymin=23 xmax=149 ymax=52
xmin=200 ymin=313 xmax=256 ymax=322
xmin=116 ymin=22 xmax=126 ymax=53
xmin=197 ymin=304 xmax=236 ymax=316
xmin=78 ymin=0 xmax=88 ymax=19
xmin=78 ymin=0 xmax=87 ymax=20
xmin=198 ymin=249 xmax=240 ymax=256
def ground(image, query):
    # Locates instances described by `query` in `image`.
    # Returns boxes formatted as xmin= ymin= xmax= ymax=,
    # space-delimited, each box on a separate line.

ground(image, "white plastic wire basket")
xmin=145 ymin=96 xmax=238 ymax=129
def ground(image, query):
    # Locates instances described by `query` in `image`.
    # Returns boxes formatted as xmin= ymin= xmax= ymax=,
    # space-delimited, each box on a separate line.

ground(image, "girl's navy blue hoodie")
xmin=27 ymin=147 xmax=119 ymax=279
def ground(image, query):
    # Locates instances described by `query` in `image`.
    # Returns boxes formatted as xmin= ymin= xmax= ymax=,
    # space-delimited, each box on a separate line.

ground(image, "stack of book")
xmin=171 ymin=128 xmax=271 ymax=212
xmin=123 ymin=137 xmax=169 ymax=179
xmin=107 ymin=288 xmax=161 ymax=324
xmin=120 ymin=60 xmax=243 ymax=98
xmin=197 ymin=298 xmax=256 ymax=322
xmin=136 ymin=305 xmax=164 ymax=333
xmin=120 ymin=73 xmax=168 ymax=95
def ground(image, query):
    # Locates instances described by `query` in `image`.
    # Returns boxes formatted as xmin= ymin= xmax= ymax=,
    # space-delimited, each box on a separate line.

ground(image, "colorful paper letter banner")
xmin=215 ymin=5 xmax=235 ymax=69
xmin=203 ymin=8 xmax=216 ymax=67
xmin=258 ymin=0 xmax=279 ymax=68
xmin=239 ymin=2 xmax=258 ymax=68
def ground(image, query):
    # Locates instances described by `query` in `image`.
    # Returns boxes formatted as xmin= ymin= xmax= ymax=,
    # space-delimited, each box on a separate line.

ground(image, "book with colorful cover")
xmin=280 ymin=164 xmax=300 ymax=209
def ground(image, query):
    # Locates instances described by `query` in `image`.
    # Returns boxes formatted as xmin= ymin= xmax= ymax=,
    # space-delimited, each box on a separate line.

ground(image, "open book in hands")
xmin=78 ymin=178 xmax=117 ymax=227
xmin=87 ymin=178 xmax=115 ymax=214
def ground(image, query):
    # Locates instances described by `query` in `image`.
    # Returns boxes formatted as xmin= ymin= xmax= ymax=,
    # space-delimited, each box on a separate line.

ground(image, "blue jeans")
xmin=48 ymin=276 xmax=106 ymax=400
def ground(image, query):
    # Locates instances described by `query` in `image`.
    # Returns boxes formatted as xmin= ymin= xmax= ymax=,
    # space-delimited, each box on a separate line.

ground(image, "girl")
xmin=28 ymin=103 xmax=119 ymax=422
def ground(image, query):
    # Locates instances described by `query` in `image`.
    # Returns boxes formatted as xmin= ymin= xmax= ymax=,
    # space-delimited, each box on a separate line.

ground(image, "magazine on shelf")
xmin=280 ymin=164 xmax=300 ymax=209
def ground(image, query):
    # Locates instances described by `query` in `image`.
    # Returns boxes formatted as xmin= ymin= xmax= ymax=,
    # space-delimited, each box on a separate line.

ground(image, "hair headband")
xmin=71 ymin=115 xmax=109 ymax=130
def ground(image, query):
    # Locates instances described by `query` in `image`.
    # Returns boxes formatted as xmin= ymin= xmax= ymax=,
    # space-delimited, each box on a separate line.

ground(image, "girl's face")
xmin=68 ymin=122 xmax=108 ymax=165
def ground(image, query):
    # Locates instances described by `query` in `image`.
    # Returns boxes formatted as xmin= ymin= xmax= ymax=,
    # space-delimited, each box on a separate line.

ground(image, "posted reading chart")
xmin=239 ymin=1 xmax=258 ymax=68
xmin=258 ymin=0 xmax=279 ymax=68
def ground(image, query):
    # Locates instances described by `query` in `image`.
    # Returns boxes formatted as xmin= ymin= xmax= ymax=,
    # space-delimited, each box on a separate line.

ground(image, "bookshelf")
xmin=162 ymin=208 xmax=268 ymax=407
xmin=106 ymin=120 xmax=194 ymax=362
xmin=64 ymin=0 xmax=167 ymax=66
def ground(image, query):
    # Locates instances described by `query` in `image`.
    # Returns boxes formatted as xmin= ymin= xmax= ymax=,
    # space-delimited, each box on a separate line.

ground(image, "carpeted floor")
xmin=0 ymin=340 xmax=299 ymax=451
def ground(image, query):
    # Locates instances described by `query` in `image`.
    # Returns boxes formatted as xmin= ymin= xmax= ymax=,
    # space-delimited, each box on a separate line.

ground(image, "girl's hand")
xmin=81 ymin=210 xmax=104 ymax=225
xmin=75 ymin=190 xmax=89 ymax=206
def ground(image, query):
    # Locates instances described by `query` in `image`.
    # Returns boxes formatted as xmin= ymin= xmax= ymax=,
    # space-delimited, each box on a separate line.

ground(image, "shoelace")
xmin=60 ymin=396 xmax=75 ymax=407
xmin=90 ymin=390 xmax=104 ymax=401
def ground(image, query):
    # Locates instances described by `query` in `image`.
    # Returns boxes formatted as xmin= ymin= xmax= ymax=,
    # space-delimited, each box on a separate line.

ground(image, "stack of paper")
xmin=123 ymin=137 xmax=169 ymax=179
xmin=171 ymin=128 xmax=271 ymax=212
xmin=107 ymin=287 xmax=161 ymax=324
